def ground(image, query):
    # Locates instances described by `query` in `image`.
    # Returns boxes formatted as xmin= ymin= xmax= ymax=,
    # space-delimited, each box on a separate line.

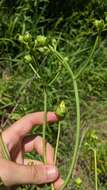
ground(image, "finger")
xmin=2 ymin=112 xmax=58 ymax=149
xmin=23 ymin=136 xmax=64 ymax=190
xmin=24 ymin=159 xmax=43 ymax=165
xmin=0 ymin=159 xmax=59 ymax=186
xmin=54 ymin=178 xmax=64 ymax=190
xmin=23 ymin=136 xmax=54 ymax=164
xmin=14 ymin=149 xmax=23 ymax=164
xmin=24 ymin=159 xmax=64 ymax=190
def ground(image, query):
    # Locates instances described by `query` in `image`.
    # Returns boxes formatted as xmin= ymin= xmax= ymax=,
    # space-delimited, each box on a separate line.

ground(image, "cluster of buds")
xmin=93 ymin=19 xmax=105 ymax=31
xmin=19 ymin=34 xmax=48 ymax=62
xmin=18 ymin=32 xmax=31 ymax=43
xmin=18 ymin=33 xmax=60 ymax=61
xmin=34 ymin=35 xmax=50 ymax=54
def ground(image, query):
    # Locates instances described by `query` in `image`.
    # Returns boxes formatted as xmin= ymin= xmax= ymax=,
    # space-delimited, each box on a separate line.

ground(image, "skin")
xmin=0 ymin=112 xmax=63 ymax=189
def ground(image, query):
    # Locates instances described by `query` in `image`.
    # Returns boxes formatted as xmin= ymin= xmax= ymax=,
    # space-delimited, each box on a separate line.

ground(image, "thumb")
xmin=0 ymin=159 xmax=59 ymax=186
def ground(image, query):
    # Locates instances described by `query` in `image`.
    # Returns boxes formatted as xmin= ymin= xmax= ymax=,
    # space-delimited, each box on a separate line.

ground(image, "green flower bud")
xmin=18 ymin=35 xmax=24 ymax=43
xmin=75 ymin=177 xmax=82 ymax=186
xmin=93 ymin=19 xmax=104 ymax=31
xmin=37 ymin=46 xmax=49 ymax=54
xmin=23 ymin=32 xmax=31 ymax=42
xmin=105 ymin=16 xmax=107 ymax=22
xmin=35 ymin=35 xmax=47 ymax=46
xmin=64 ymin=56 xmax=69 ymax=62
xmin=24 ymin=54 xmax=32 ymax=63
xmin=56 ymin=101 xmax=66 ymax=118
xmin=84 ymin=142 xmax=89 ymax=146
xmin=90 ymin=133 xmax=98 ymax=140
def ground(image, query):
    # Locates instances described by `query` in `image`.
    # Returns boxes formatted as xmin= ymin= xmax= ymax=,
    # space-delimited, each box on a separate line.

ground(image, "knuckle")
xmin=35 ymin=135 xmax=42 ymax=141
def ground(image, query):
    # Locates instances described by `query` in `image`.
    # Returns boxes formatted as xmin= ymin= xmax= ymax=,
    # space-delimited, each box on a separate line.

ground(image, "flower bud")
xmin=93 ymin=19 xmax=104 ymax=31
xmin=75 ymin=177 xmax=82 ymax=186
xmin=90 ymin=132 xmax=98 ymax=140
xmin=37 ymin=46 xmax=49 ymax=54
xmin=35 ymin=35 xmax=47 ymax=46
xmin=24 ymin=54 xmax=32 ymax=63
xmin=18 ymin=35 xmax=24 ymax=43
xmin=84 ymin=142 xmax=89 ymax=147
xmin=64 ymin=56 xmax=69 ymax=62
xmin=56 ymin=101 xmax=66 ymax=118
xmin=23 ymin=32 xmax=31 ymax=42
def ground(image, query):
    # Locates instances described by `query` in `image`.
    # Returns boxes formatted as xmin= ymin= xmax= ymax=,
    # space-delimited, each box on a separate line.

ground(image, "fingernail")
xmin=47 ymin=166 xmax=59 ymax=182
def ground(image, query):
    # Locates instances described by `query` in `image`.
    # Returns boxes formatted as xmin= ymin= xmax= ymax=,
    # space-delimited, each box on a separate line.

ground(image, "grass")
xmin=0 ymin=0 xmax=107 ymax=189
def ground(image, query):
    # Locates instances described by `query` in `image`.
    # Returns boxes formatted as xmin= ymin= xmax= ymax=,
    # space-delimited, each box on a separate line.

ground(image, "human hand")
xmin=0 ymin=112 xmax=63 ymax=189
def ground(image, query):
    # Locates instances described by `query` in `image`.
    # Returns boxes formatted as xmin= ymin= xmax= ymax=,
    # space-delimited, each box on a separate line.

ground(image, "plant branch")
xmin=51 ymin=121 xmax=61 ymax=190
xmin=94 ymin=149 xmax=98 ymax=190
xmin=54 ymin=121 xmax=61 ymax=164
xmin=43 ymin=88 xmax=47 ymax=164
xmin=49 ymin=46 xmax=81 ymax=189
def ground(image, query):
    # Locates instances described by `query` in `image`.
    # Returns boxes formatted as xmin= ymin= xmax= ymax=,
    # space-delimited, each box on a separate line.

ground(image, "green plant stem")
xmin=49 ymin=70 xmax=60 ymax=86
xmin=75 ymin=35 xmax=99 ymax=79
xmin=94 ymin=149 xmax=98 ymax=190
xmin=60 ymin=72 xmax=80 ymax=190
xmin=0 ymin=38 xmax=16 ymax=45
xmin=43 ymin=88 xmax=47 ymax=164
xmin=0 ymin=130 xmax=10 ymax=160
xmin=51 ymin=121 xmax=61 ymax=190
xmin=29 ymin=63 xmax=41 ymax=79
xmin=51 ymin=183 xmax=55 ymax=190
xmin=49 ymin=47 xmax=80 ymax=190
xmin=0 ymin=129 xmax=10 ymax=185
xmin=54 ymin=121 xmax=61 ymax=164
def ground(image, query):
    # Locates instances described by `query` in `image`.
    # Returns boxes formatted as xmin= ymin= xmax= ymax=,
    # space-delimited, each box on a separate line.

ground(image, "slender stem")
xmin=51 ymin=183 xmax=55 ymax=190
xmin=51 ymin=122 xmax=61 ymax=190
xmin=54 ymin=121 xmax=61 ymax=164
xmin=29 ymin=59 xmax=47 ymax=164
xmin=0 ymin=130 xmax=10 ymax=160
xmin=29 ymin=63 xmax=41 ymax=79
xmin=0 ymin=38 xmax=16 ymax=45
xmin=49 ymin=65 xmax=61 ymax=86
xmin=94 ymin=149 xmax=98 ymax=190
xmin=42 ymin=89 xmax=51 ymax=190
xmin=49 ymin=70 xmax=60 ymax=86
xmin=43 ymin=88 xmax=47 ymax=164
xmin=0 ymin=130 xmax=10 ymax=185
xmin=60 ymin=71 xmax=80 ymax=190
xmin=49 ymin=47 xmax=80 ymax=190
xmin=75 ymin=35 xmax=99 ymax=79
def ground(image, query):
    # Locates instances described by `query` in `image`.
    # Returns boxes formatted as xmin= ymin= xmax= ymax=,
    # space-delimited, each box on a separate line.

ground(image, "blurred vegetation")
xmin=0 ymin=0 xmax=107 ymax=189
